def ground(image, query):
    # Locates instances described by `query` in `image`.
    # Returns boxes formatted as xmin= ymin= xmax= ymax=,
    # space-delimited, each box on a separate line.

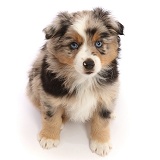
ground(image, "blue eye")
xmin=70 ymin=42 xmax=79 ymax=49
xmin=95 ymin=41 xmax=103 ymax=48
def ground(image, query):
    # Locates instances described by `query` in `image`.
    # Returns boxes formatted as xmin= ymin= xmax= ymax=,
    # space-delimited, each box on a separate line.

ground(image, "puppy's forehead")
xmin=72 ymin=14 xmax=89 ymax=40
xmin=71 ymin=13 xmax=108 ymax=41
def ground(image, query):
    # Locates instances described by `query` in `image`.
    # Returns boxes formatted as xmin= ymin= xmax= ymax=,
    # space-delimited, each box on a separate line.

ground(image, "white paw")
xmin=90 ymin=140 xmax=112 ymax=156
xmin=38 ymin=136 xmax=60 ymax=149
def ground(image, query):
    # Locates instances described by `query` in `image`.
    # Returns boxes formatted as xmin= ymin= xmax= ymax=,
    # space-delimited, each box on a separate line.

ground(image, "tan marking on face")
xmin=54 ymin=53 xmax=75 ymax=65
xmin=71 ymin=31 xmax=84 ymax=44
xmin=100 ymin=41 xmax=118 ymax=66
xmin=92 ymin=34 xmax=118 ymax=66
xmin=92 ymin=32 xmax=101 ymax=42
xmin=54 ymin=31 xmax=84 ymax=66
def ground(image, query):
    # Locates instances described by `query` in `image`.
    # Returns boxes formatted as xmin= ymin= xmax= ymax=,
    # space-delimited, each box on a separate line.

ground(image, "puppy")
xmin=27 ymin=8 xmax=124 ymax=156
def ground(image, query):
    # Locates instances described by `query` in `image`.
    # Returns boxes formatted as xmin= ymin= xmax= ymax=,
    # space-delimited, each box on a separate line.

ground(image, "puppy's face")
xmin=44 ymin=8 xmax=123 ymax=77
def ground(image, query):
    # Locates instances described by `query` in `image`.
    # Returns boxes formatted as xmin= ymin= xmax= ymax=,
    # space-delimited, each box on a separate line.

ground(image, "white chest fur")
xmin=66 ymin=81 xmax=98 ymax=122
xmin=64 ymin=77 xmax=119 ymax=122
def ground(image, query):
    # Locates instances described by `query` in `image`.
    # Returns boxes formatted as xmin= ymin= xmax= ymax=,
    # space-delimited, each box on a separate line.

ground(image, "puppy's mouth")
xmin=85 ymin=71 xmax=94 ymax=75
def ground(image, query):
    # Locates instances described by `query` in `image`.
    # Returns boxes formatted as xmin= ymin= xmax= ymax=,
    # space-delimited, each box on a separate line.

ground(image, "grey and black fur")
xmin=27 ymin=8 xmax=124 ymax=156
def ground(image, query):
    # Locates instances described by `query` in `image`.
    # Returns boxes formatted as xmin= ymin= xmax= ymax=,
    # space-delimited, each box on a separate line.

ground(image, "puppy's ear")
xmin=109 ymin=20 xmax=124 ymax=35
xmin=93 ymin=8 xmax=124 ymax=35
xmin=43 ymin=12 xmax=72 ymax=40
xmin=43 ymin=25 xmax=55 ymax=39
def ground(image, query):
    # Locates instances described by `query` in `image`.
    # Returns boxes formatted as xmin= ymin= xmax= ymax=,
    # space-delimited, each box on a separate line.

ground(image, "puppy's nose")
xmin=83 ymin=59 xmax=95 ymax=70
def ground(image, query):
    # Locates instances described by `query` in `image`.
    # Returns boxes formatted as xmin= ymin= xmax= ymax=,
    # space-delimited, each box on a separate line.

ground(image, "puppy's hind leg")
xmin=38 ymin=107 xmax=64 ymax=149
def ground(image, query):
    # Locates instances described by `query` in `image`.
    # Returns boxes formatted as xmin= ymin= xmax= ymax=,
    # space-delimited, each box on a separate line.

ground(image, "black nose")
xmin=83 ymin=59 xmax=95 ymax=70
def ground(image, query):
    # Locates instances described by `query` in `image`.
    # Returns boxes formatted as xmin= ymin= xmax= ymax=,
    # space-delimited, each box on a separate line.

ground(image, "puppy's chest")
xmin=65 ymin=86 xmax=98 ymax=122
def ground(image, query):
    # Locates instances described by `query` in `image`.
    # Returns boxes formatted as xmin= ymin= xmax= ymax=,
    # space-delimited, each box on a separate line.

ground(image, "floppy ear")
xmin=105 ymin=14 xmax=124 ymax=35
xmin=93 ymin=8 xmax=124 ymax=35
xmin=43 ymin=12 xmax=72 ymax=40
xmin=43 ymin=24 xmax=55 ymax=39
xmin=115 ymin=21 xmax=124 ymax=35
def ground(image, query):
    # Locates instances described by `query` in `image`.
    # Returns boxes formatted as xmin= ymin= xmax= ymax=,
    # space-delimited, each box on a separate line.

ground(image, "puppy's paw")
xmin=90 ymin=140 xmax=112 ymax=156
xmin=38 ymin=136 xmax=60 ymax=149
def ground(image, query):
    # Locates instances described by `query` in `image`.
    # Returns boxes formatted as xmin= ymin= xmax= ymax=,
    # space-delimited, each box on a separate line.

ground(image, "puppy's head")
xmin=43 ymin=8 xmax=124 ymax=77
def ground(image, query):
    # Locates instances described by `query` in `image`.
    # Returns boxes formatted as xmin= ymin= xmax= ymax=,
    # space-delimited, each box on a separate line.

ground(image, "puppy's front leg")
xmin=38 ymin=107 xmax=64 ymax=149
xmin=90 ymin=107 xmax=112 ymax=156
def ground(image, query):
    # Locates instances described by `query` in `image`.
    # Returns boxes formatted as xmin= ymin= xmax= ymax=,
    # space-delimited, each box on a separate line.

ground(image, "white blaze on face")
xmin=72 ymin=15 xmax=88 ymax=41
xmin=74 ymin=44 xmax=101 ymax=76
xmin=72 ymin=16 xmax=102 ymax=76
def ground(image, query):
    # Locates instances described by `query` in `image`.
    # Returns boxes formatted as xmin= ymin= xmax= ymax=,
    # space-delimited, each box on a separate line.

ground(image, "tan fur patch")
xmin=54 ymin=53 xmax=75 ymax=65
xmin=92 ymin=32 xmax=101 ymax=42
xmin=91 ymin=31 xmax=119 ymax=67
xmin=71 ymin=31 xmax=84 ymax=44
xmin=53 ymin=31 xmax=84 ymax=66
xmin=100 ymin=41 xmax=118 ymax=66
xmin=90 ymin=110 xmax=110 ymax=143
xmin=39 ymin=107 xmax=64 ymax=140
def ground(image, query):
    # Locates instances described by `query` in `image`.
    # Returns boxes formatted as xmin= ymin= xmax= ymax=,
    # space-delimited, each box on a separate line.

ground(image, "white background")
xmin=0 ymin=0 xmax=160 ymax=159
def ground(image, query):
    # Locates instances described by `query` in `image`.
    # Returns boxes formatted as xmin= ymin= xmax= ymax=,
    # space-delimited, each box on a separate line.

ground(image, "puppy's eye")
xmin=70 ymin=42 xmax=79 ymax=49
xmin=95 ymin=41 xmax=103 ymax=48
